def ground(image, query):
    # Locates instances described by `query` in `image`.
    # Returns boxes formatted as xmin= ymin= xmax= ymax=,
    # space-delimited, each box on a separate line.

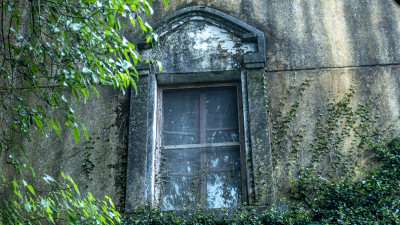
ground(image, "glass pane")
xmin=161 ymin=176 xmax=200 ymax=210
xmin=207 ymin=171 xmax=242 ymax=208
xmin=163 ymin=133 xmax=197 ymax=145
xmin=206 ymin=130 xmax=239 ymax=143
xmin=160 ymin=86 xmax=242 ymax=210
xmin=207 ymin=146 xmax=240 ymax=170
xmin=205 ymin=87 xmax=238 ymax=143
xmin=162 ymin=149 xmax=201 ymax=175
xmin=163 ymin=89 xmax=199 ymax=145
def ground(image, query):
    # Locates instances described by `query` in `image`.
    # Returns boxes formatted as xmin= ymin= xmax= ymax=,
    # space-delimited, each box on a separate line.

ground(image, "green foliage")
xmin=83 ymin=150 xmax=95 ymax=178
xmin=0 ymin=0 xmax=157 ymax=224
xmin=263 ymin=73 xmax=400 ymax=224
xmin=0 ymin=0 xmax=156 ymax=171
xmin=291 ymin=140 xmax=400 ymax=224
xmin=0 ymin=173 xmax=121 ymax=224
xmin=121 ymin=204 xmax=311 ymax=225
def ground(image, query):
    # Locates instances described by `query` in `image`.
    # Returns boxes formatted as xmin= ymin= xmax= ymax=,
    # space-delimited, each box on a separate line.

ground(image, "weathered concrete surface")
xmin=145 ymin=0 xmax=400 ymax=205
xmin=125 ymin=73 xmax=156 ymax=212
xmin=260 ymin=65 xmax=400 ymax=201
xmin=141 ymin=21 xmax=256 ymax=73
xmin=151 ymin=0 xmax=400 ymax=71
xmin=2 ymin=0 xmax=400 ymax=210
xmin=246 ymin=69 xmax=274 ymax=205
xmin=0 ymin=86 xmax=130 ymax=210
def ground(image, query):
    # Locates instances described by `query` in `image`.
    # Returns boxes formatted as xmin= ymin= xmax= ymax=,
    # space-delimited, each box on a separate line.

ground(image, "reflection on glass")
xmin=205 ymin=87 xmax=238 ymax=137
xmin=161 ymin=176 xmax=200 ymax=210
xmin=206 ymin=130 xmax=239 ymax=143
xmin=162 ymin=149 xmax=201 ymax=174
xmin=207 ymin=171 xmax=241 ymax=208
xmin=207 ymin=146 xmax=240 ymax=170
xmin=160 ymin=86 xmax=242 ymax=210
xmin=163 ymin=89 xmax=199 ymax=145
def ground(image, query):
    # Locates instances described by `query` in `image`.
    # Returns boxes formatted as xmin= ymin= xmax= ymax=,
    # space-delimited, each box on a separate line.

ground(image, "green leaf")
xmin=91 ymin=73 xmax=99 ymax=83
xmin=13 ymin=200 xmax=19 ymax=208
xmin=121 ymin=60 xmax=132 ymax=70
xmin=37 ymin=105 xmax=44 ymax=113
xmin=13 ymin=188 xmax=22 ymax=199
xmin=61 ymin=95 xmax=68 ymax=103
xmin=157 ymin=60 xmax=162 ymax=72
xmin=30 ymin=165 xmax=35 ymax=178
xmin=144 ymin=22 xmax=153 ymax=32
xmin=43 ymin=174 xmax=55 ymax=184
xmin=33 ymin=115 xmax=44 ymax=130
xmin=65 ymin=120 xmax=72 ymax=126
xmin=90 ymin=85 xmax=100 ymax=99
xmin=82 ymin=208 xmax=89 ymax=218
xmin=105 ymin=196 xmax=115 ymax=209
xmin=30 ymin=196 xmax=37 ymax=211
xmin=73 ymin=127 xmax=80 ymax=144
xmin=80 ymin=122 xmax=89 ymax=141
xmin=51 ymin=120 xmax=61 ymax=139
xmin=129 ymin=15 xmax=136 ymax=28
xmin=69 ymin=23 xmax=84 ymax=31
xmin=72 ymin=88 xmax=80 ymax=104
xmin=27 ymin=185 xmax=35 ymax=196
xmin=47 ymin=210 xmax=55 ymax=224
xmin=80 ymin=87 xmax=90 ymax=102
xmin=109 ymin=15 xmax=115 ymax=27
xmin=144 ymin=0 xmax=153 ymax=15
xmin=73 ymin=182 xmax=80 ymax=196
xmin=82 ymin=67 xmax=91 ymax=74
xmin=164 ymin=0 xmax=169 ymax=8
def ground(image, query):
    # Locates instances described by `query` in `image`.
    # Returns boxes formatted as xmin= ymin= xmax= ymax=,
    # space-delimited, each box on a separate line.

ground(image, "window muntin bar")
xmin=162 ymin=142 xmax=240 ymax=150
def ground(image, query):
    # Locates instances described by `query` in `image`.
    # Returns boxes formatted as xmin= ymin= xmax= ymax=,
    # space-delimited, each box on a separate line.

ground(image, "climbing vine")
xmin=261 ymin=70 xmax=400 ymax=224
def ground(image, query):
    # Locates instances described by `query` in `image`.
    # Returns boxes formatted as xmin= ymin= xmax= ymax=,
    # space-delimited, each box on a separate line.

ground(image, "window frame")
xmin=154 ymin=82 xmax=248 ymax=209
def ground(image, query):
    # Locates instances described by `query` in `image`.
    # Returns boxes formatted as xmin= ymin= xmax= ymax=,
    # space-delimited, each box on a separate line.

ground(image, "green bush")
xmin=291 ymin=140 xmax=400 ymax=224
xmin=0 ymin=173 xmax=121 ymax=225
xmin=122 ymin=204 xmax=311 ymax=225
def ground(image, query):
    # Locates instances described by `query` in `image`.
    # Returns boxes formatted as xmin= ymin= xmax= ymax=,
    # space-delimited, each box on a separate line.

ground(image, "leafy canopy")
xmin=0 ymin=0 xmax=169 ymax=224
xmin=0 ymin=0 xmax=166 ymax=172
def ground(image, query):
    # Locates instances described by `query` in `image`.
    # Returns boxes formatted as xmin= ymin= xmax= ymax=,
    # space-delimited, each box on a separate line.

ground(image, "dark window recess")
xmin=159 ymin=85 xmax=242 ymax=210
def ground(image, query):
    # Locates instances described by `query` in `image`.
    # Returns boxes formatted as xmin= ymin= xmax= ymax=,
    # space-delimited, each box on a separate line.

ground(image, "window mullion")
xmin=199 ymin=93 xmax=206 ymax=144
xmin=199 ymin=93 xmax=207 ymax=207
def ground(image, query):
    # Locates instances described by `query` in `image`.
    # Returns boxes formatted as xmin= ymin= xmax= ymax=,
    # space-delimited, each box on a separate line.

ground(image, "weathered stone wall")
xmin=147 ymin=0 xmax=400 ymax=205
xmin=151 ymin=0 xmax=400 ymax=70
xmin=2 ymin=0 xmax=400 ymax=210
xmin=0 ymin=87 xmax=130 ymax=210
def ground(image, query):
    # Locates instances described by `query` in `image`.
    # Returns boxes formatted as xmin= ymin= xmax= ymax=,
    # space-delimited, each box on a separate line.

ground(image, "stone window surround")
xmin=125 ymin=6 xmax=267 ymax=213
